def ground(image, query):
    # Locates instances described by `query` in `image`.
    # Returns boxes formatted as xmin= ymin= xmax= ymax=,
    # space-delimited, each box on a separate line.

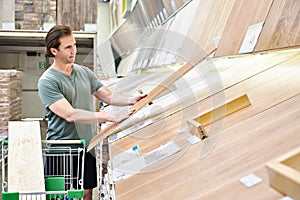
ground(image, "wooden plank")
xmin=176 ymin=0 xmax=214 ymax=63
xmin=214 ymin=0 xmax=274 ymax=57
xmin=183 ymin=0 xmax=213 ymax=47
xmin=116 ymin=93 xmax=300 ymax=200
xmin=266 ymin=146 xmax=300 ymax=199
xmin=254 ymin=0 xmax=300 ymax=52
xmin=8 ymin=121 xmax=45 ymax=199
xmin=186 ymin=93 xmax=251 ymax=139
xmin=199 ymin=0 xmax=236 ymax=49
xmin=182 ymin=0 xmax=236 ymax=51
xmin=194 ymin=93 xmax=251 ymax=127
xmin=57 ymin=0 xmax=97 ymax=31
xmin=197 ymin=167 xmax=283 ymax=199
xmin=87 ymin=44 xmax=216 ymax=151
xmin=161 ymin=0 xmax=174 ymax=16
xmin=113 ymin=51 xmax=300 ymax=199
xmin=109 ymin=49 xmax=299 ymax=157
xmin=156 ymin=95 xmax=300 ymax=200
xmin=186 ymin=119 xmax=207 ymax=139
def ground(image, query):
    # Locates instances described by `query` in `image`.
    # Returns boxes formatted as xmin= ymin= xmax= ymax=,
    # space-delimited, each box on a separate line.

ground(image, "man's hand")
xmin=129 ymin=93 xmax=147 ymax=105
xmin=107 ymin=107 xmax=136 ymax=123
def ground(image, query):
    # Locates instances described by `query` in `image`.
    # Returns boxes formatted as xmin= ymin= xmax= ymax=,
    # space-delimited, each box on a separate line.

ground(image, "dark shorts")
xmin=45 ymin=148 xmax=97 ymax=190
xmin=83 ymin=150 xmax=97 ymax=189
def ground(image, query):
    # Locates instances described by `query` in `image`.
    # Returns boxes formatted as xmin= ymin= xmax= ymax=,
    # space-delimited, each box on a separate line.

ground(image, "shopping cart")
xmin=1 ymin=139 xmax=86 ymax=200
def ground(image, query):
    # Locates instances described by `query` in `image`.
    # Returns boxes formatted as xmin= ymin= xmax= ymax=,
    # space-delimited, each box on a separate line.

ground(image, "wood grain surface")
xmin=57 ymin=0 xmax=97 ymax=31
xmin=194 ymin=93 xmax=251 ymax=127
xmin=254 ymin=0 xmax=300 ymax=52
xmin=87 ymin=44 xmax=216 ymax=151
xmin=112 ymin=49 xmax=300 ymax=199
xmin=109 ymin=49 xmax=298 ymax=157
xmin=214 ymin=0 xmax=274 ymax=57
xmin=199 ymin=0 xmax=237 ymax=49
xmin=266 ymin=146 xmax=300 ymax=200
xmin=154 ymin=95 xmax=300 ymax=200
xmin=197 ymin=167 xmax=282 ymax=199
xmin=116 ymin=93 xmax=300 ymax=200
xmin=179 ymin=0 xmax=236 ymax=57
xmin=195 ymin=0 xmax=236 ymax=49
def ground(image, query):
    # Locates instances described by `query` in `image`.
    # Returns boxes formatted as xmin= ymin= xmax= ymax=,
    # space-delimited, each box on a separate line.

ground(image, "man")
xmin=38 ymin=24 xmax=145 ymax=200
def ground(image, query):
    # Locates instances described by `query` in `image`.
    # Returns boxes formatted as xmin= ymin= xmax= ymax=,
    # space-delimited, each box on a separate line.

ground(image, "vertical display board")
xmin=214 ymin=0 xmax=273 ymax=57
xmin=254 ymin=0 xmax=300 ymax=52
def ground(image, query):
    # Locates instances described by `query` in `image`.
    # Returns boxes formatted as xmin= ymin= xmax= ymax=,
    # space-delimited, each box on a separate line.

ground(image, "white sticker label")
xmin=186 ymin=135 xmax=201 ymax=145
xmin=84 ymin=23 xmax=97 ymax=32
xmin=239 ymin=22 xmax=264 ymax=54
xmin=239 ymin=173 xmax=262 ymax=187
xmin=280 ymin=197 xmax=294 ymax=200
xmin=2 ymin=21 xmax=15 ymax=30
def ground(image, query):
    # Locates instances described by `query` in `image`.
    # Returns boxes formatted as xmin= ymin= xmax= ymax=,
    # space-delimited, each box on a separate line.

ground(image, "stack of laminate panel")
xmin=15 ymin=0 xmax=56 ymax=30
xmin=56 ymin=0 xmax=97 ymax=31
xmin=0 ymin=70 xmax=23 ymax=135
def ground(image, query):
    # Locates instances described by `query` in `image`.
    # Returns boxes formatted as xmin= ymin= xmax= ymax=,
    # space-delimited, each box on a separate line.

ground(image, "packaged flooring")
xmin=15 ymin=0 xmax=56 ymax=30
xmin=0 ymin=70 xmax=23 ymax=135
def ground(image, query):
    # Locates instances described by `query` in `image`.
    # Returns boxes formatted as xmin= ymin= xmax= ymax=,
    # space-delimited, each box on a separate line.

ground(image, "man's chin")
xmin=68 ymin=58 xmax=75 ymax=63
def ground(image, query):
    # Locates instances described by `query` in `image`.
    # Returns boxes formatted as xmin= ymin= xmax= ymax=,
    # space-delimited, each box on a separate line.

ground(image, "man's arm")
xmin=49 ymin=98 xmax=134 ymax=124
xmin=93 ymin=85 xmax=146 ymax=106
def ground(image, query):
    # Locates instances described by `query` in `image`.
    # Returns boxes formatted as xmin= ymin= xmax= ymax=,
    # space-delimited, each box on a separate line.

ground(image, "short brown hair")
xmin=45 ymin=25 xmax=73 ymax=57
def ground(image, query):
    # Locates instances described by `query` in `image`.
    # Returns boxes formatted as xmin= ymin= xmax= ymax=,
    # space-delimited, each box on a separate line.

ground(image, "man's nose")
xmin=72 ymin=46 xmax=77 ymax=54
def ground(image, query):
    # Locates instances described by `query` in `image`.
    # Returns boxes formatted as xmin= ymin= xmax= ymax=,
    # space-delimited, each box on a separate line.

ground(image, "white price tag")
xmin=239 ymin=173 xmax=262 ymax=188
xmin=280 ymin=197 xmax=294 ymax=200
xmin=186 ymin=135 xmax=201 ymax=145
xmin=239 ymin=22 xmax=264 ymax=54
xmin=2 ymin=21 xmax=15 ymax=30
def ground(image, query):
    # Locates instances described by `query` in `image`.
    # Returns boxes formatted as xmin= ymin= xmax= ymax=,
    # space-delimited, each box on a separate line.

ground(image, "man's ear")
xmin=50 ymin=48 xmax=57 ymax=56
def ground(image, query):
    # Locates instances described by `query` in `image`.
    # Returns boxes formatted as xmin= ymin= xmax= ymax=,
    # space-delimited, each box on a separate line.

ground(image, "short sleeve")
xmin=38 ymin=77 xmax=64 ymax=108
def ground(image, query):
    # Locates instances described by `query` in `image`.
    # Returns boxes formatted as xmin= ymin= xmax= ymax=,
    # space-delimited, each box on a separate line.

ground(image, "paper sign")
xmin=112 ymin=140 xmax=181 ymax=182
xmin=2 ymin=21 xmax=15 ymax=30
xmin=44 ymin=22 xmax=56 ymax=31
xmin=239 ymin=22 xmax=264 ymax=54
xmin=84 ymin=23 xmax=97 ymax=32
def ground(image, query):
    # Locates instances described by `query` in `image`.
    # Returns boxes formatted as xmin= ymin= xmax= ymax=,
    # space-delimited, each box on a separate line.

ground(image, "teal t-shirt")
xmin=38 ymin=64 xmax=103 ymax=146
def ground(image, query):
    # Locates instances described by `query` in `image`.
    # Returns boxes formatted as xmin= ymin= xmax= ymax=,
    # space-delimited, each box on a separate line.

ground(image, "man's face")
xmin=53 ymin=34 xmax=77 ymax=64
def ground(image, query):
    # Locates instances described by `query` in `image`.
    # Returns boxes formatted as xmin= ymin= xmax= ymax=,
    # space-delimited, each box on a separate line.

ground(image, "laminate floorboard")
xmin=113 ymin=51 xmax=300 ymax=199
xmin=196 ymin=167 xmax=282 ymax=200
xmin=214 ymin=0 xmax=273 ymax=57
xmin=153 ymin=95 xmax=300 ymax=200
xmin=116 ymin=92 xmax=300 ymax=200
xmin=180 ymin=0 xmax=236 ymax=55
xmin=88 ymin=45 xmax=215 ymax=151
xmin=110 ymin=50 xmax=298 ymax=156
xmin=255 ymin=0 xmax=300 ymax=52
